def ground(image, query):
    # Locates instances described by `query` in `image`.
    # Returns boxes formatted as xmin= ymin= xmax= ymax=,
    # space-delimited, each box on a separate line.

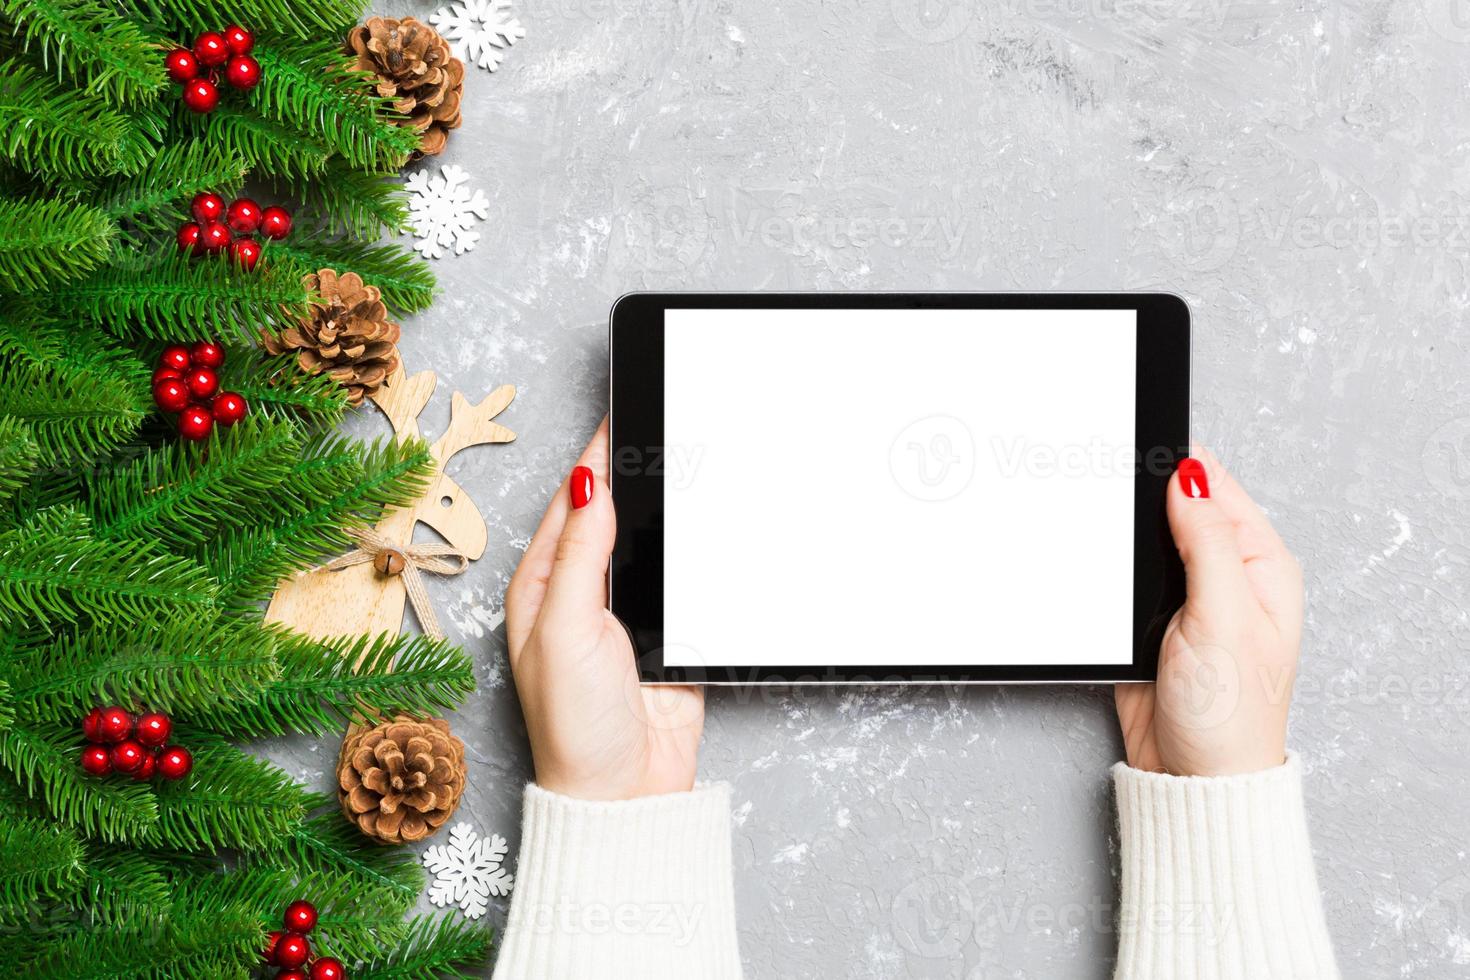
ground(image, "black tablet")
xmin=609 ymin=293 xmax=1189 ymax=685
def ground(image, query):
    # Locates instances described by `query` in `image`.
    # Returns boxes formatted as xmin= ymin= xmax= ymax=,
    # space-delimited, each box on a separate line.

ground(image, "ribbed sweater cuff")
xmin=1112 ymin=754 xmax=1338 ymax=980
xmin=491 ymin=782 xmax=742 ymax=980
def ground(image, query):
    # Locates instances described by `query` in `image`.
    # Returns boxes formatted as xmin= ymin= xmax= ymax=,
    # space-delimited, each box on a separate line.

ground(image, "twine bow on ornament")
xmin=319 ymin=527 xmax=468 ymax=640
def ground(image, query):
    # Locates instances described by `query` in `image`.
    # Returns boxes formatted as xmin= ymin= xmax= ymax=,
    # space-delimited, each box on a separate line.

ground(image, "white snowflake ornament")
xmin=406 ymin=164 xmax=489 ymax=260
xmin=424 ymin=822 xmax=514 ymax=919
xmin=432 ymin=0 xmax=526 ymax=72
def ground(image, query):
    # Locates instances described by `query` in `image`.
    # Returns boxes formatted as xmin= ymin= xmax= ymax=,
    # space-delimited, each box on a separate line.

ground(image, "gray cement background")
xmin=264 ymin=1 xmax=1470 ymax=976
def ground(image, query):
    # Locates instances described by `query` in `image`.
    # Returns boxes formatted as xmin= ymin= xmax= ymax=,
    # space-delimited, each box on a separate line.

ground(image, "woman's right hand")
xmin=504 ymin=418 xmax=705 ymax=801
xmin=1115 ymin=449 xmax=1305 ymax=777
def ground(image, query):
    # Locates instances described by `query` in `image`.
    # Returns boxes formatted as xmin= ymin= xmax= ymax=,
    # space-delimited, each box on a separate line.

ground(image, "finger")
xmin=1167 ymin=457 xmax=1252 ymax=613
xmin=539 ymin=457 xmax=617 ymax=630
xmin=506 ymin=418 xmax=610 ymax=656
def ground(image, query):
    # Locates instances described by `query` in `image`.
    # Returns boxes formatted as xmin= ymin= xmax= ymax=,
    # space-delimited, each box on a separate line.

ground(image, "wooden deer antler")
xmin=264 ymin=366 xmax=517 ymax=642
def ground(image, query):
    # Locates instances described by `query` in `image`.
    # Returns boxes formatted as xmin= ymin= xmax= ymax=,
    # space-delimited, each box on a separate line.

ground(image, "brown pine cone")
xmin=264 ymin=269 xmax=401 ymax=407
xmin=346 ymin=16 xmax=464 ymax=159
xmin=338 ymin=715 xmax=467 ymax=844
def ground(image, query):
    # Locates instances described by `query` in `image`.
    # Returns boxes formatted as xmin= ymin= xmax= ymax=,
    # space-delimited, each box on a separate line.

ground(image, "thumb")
xmin=1168 ymin=457 xmax=1250 ymax=612
xmin=540 ymin=464 xmax=617 ymax=627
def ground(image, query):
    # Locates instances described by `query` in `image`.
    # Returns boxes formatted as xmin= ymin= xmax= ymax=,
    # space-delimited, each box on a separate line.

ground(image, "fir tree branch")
xmin=70 ymin=844 xmax=172 ymax=927
xmin=357 ymin=914 xmax=495 ymax=980
xmin=0 ymin=59 xmax=151 ymax=177
xmin=203 ymin=435 xmax=435 ymax=607
xmin=99 ymin=139 xmax=248 ymax=232
xmin=183 ymin=631 xmax=476 ymax=736
xmin=118 ymin=0 xmax=367 ymax=40
xmin=0 ymin=722 xmax=159 ymax=841
xmin=0 ymin=195 xmax=116 ymax=290
xmin=46 ymin=248 xmax=312 ymax=342
xmin=87 ymin=414 xmax=302 ymax=547
xmin=224 ymin=348 xmax=349 ymax=429
xmin=0 ymin=810 xmax=83 ymax=911
xmin=0 ymin=0 xmax=166 ymax=106
xmin=142 ymin=735 xmax=312 ymax=852
xmin=0 ymin=507 xmax=217 ymax=630
xmin=22 ymin=898 xmax=262 ymax=977
xmin=273 ymin=234 xmax=436 ymax=317
xmin=175 ymin=101 xmax=332 ymax=178
xmin=0 ymin=417 xmax=39 ymax=508
xmin=254 ymin=802 xmax=426 ymax=907
xmin=250 ymin=41 xmax=417 ymax=171
xmin=4 ymin=618 xmax=282 ymax=723
xmin=275 ymin=160 xmax=411 ymax=238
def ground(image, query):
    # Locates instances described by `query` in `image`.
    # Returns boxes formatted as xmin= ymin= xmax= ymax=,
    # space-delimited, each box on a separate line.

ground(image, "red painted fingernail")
xmin=570 ymin=465 xmax=594 ymax=509
xmin=1177 ymin=457 xmax=1210 ymax=499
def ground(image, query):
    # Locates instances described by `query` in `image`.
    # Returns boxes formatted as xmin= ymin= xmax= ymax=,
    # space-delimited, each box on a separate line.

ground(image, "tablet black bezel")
xmin=610 ymin=292 xmax=1189 ymax=685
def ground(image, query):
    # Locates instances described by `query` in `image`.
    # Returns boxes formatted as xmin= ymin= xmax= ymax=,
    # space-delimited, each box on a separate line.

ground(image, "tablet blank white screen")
xmin=662 ymin=308 xmax=1137 ymax=670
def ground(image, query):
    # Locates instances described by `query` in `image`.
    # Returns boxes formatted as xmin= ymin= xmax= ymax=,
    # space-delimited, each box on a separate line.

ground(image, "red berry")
xmin=259 ymin=206 xmax=292 ymax=240
xmin=224 ymin=55 xmax=261 ymax=90
xmin=263 ymin=929 xmax=286 ymax=964
xmin=212 ymin=392 xmax=248 ymax=426
xmin=178 ymin=221 xmax=205 ymax=255
xmin=80 ymin=745 xmax=112 ymax=777
xmin=189 ymin=341 xmax=225 ymax=368
xmin=178 ymin=407 xmax=213 ymax=442
xmin=225 ymin=198 xmax=261 ymax=233
xmin=81 ymin=707 xmax=105 ymax=741
xmin=191 ymin=192 xmax=226 ymax=223
xmin=275 ymin=933 xmax=311 ymax=969
xmin=110 ymin=740 xmax=146 ymax=774
xmin=186 ymin=367 xmax=219 ymax=400
xmin=229 ymin=236 xmax=261 ymax=271
xmin=193 ymin=31 xmax=229 ymax=67
xmin=135 ymin=712 xmax=172 ymax=748
xmin=223 ymin=24 xmax=254 ymax=56
xmin=97 ymin=706 xmax=133 ymax=743
xmin=165 ymin=48 xmax=199 ymax=84
xmin=132 ymin=750 xmax=158 ymax=781
xmin=152 ymin=367 xmax=183 ymax=387
xmin=199 ymin=221 xmax=232 ymax=253
xmin=182 ymin=77 xmax=219 ymax=113
xmin=309 ymin=957 xmax=345 ymax=980
xmin=284 ymin=899 xmax=318 ymax=933
xmin=158 ymin=745 xmax=194 ymax=779
xmin=277 ymin=972 xmax=308 ymax=980
xmin=159 ymin=344 xmax=193 ymax=372
xmin=153 ymin=378 xmax=191 ymax=413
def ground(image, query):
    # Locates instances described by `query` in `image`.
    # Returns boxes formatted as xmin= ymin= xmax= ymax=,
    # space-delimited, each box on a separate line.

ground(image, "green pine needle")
xmin=143 ymin=735 xmax=312 ymax=852
xmin=0 ymin=352 xmax=150 ymax=461
xmin=3 ymin=617 xmax=282 ymax=723
xmin=0 ymin=196 xmax=116 ymax=290
xmin=0 ymin=722 xmax=159 ymax=841
xmin=356 ymin=914 xmax=495 ymax=980
xmin=273 ymin=234 xmax=437 ymax=317
xmin=0 ymin=417 xmax=39 ymax=508
xmin=276 ymin=160 xmax=412 ymax=238
xmin=70 ymin=845 xmax=173 ymax=927
xmin=256 ymin=802 xmax=427 ymax=907
xmin=225 ymin=349 xmax=349 ymax=429
xmin=0 ymin=810 xmax=83 ymax=910
xmin=0 ymin=0 xmax=166 ymax=106
xmin=175 ymin=101 xmax=332 ymax=178
xmin=119 ymin=0 xmax=367 ymax=40
xmin=250 ymin=41 xmax=418 ymax=171
xmin=184 ymin=630 xmax=476 ymax=736
xmin=0 ymin=59 xmax=152 ymax=177
xmin=45 ymin=248 xmax=312 ymax=342
xmin=0 ymin=507 xmax=217 ymax=630
xmin=88 ymin=414 xmax=302 ymax=547
xmin=100 ymin=140 xmax=249 ymax=232
xmin=22 ymin=898 xmax=263 ymax=977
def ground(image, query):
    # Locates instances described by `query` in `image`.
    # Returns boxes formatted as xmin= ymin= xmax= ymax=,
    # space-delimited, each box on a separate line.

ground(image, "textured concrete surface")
xmin=266 ymin=1 xmax=1470 ymax=976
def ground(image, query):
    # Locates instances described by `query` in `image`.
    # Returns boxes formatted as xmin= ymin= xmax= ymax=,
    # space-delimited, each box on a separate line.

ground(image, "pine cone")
xmin=264 ymin=269 xmax=401 ymax=407
xmin=338 ymin=715 xmax=467 ymax=844
xmin=346 ymin=16 xmax=464 ymax=158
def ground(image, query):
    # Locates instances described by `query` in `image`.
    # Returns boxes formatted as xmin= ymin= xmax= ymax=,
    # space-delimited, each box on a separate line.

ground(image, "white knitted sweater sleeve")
xmin=490 ymin=782 xmax=742 ymax=980
xmin=1112 ymin=754 xmax=1339 ymax=979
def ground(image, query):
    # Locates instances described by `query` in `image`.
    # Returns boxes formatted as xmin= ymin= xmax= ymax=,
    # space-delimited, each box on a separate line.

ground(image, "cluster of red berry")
xmin=165 ymin=25 xmax=261 ymax=114
xmin=79 ymin=707 xmax=193 ymax=781
xmin=152 ymin=341 xmax=249 ymax=441
xmin=263 ymin=900 xmax=345 ymax=980
xmin=177 ymin=191 xmax=292 ymax=272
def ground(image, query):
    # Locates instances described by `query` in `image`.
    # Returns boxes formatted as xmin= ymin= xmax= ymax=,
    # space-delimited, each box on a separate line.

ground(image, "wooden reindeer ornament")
xmin=265 ymin=365 xmax=516 ymax=642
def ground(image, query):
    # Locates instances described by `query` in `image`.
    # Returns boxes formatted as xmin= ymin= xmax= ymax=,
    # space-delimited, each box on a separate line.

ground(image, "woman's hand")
xmin=505 ymin=418 xmax=705 ymax=801
xmin=1115 ymin=449 xmax=1304 ymax=777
